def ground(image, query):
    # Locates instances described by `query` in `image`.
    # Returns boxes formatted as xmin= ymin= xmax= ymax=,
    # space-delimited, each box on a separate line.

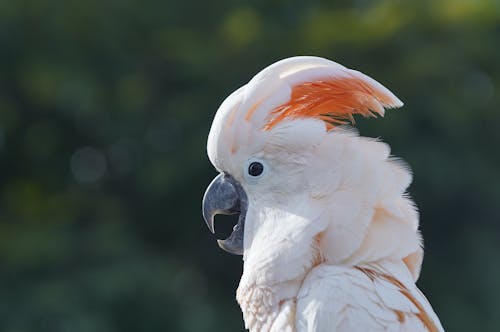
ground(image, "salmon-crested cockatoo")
xmin=202 ymin=56 xmax=444 ymax=332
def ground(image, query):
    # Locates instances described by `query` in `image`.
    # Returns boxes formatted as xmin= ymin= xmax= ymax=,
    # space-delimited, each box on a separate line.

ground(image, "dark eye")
xmin=248 ymin=161 xmax=264 ymax=177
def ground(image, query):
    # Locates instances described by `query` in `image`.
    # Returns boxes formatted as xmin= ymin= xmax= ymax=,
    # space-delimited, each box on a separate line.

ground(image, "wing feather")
xmin=296 ymin=264 xmax=444 ymax=332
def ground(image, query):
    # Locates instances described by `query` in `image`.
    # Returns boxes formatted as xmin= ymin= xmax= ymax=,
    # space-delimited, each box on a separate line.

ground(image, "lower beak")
xmin=202 ymin=173 xmax=247 ymax=255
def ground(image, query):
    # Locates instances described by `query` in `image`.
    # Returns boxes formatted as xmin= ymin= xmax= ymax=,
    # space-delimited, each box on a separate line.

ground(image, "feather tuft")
xmin=264 ymin=77 xmax=403 ymax=131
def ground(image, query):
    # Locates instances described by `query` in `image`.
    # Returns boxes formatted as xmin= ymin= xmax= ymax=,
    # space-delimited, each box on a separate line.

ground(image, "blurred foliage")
xmin=0 ymin=0 xmax=499 ymax=331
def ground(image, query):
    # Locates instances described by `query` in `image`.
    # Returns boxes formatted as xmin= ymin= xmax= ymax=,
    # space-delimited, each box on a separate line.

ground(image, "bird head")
xmin=203 ymin=56 xmax=423 ymax=282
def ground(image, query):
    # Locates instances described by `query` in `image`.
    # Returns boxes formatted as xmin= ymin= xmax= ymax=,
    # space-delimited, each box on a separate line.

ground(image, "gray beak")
xmin=202 ymin=173 xmax=247 ymax=255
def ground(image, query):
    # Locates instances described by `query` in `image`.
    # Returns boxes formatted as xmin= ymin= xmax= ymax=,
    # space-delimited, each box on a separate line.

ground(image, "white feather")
xmin=296 ymin=263 xmax=443 ymax=332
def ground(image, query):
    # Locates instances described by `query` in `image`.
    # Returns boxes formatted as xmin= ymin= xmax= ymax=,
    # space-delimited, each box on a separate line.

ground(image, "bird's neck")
xmin=236 ymin=266 xmax=302 ymax=332
xmin=236 ymin=235 xmax=323 ymax=332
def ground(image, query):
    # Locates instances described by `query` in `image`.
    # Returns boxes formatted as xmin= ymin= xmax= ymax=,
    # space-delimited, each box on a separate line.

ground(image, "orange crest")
xmin=264 ymin=76 xmax=401 ymax=131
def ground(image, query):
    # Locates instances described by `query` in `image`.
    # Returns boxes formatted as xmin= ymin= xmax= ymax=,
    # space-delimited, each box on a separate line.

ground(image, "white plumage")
xmin=204 ymin=56 xmax=444 ymax=331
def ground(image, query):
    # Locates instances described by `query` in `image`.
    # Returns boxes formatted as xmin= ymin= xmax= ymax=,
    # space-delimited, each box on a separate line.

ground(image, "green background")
xmin=0 ymin=0 xmax=499 ymax=331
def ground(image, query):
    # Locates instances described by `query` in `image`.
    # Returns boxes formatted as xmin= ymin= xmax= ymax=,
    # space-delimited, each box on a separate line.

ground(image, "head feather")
xmin=208 ymin=56 xmax=403 ymax=165
xmin=264 ymin=73 xmax=403 ymax=131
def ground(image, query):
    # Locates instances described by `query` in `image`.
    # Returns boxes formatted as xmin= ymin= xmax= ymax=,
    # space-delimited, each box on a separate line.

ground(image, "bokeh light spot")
xmin=220 ymin=8 xmax=262 ymax=47
xmin=70 ymin=147 xmax=107 ymax=184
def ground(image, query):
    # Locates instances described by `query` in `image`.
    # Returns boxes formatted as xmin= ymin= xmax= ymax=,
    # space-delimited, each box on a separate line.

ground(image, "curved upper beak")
xmin=202 ymin=173 xmax=247 ymax=255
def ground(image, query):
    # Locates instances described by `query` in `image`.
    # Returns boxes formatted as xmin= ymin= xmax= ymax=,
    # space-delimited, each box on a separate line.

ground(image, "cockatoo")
xmin=202 ymin=56 xmax=444 ymax=332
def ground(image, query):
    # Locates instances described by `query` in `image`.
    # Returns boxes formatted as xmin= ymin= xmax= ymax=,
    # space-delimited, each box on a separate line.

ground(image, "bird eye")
xmin=248 ymin=162 xmax=264 ymax=177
